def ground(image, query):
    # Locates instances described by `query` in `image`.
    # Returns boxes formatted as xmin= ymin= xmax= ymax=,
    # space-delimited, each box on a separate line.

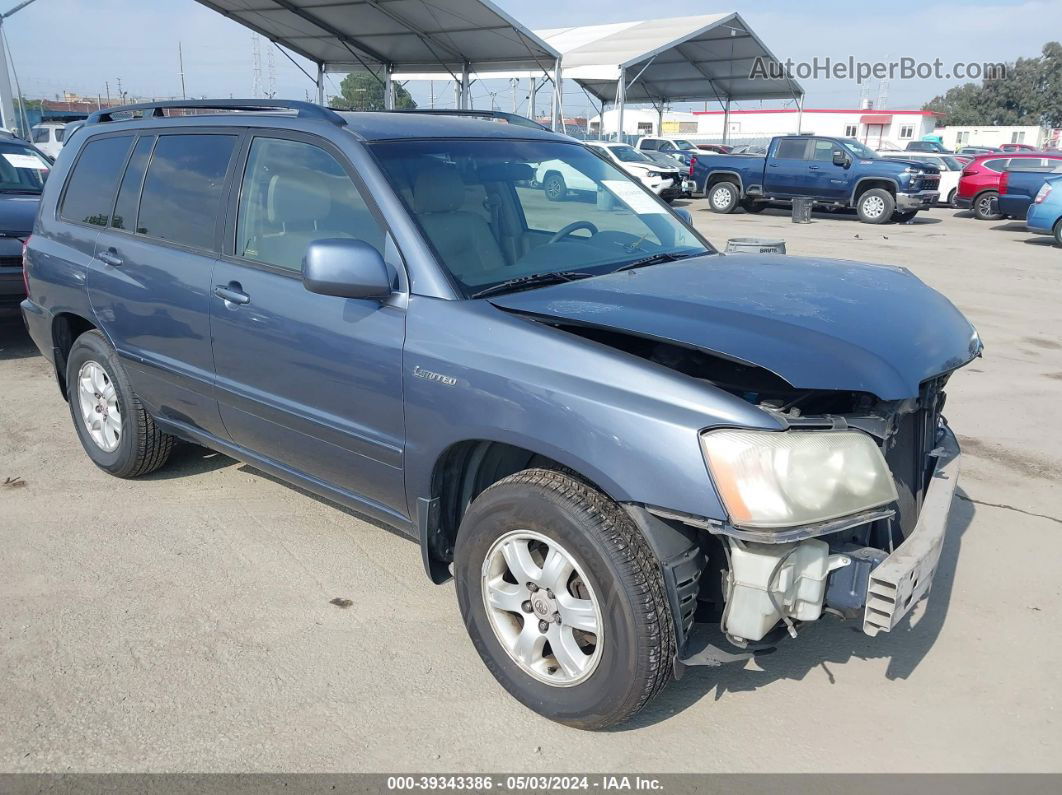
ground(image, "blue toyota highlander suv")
xmin=21 ymin=100 xmax=981 ymax=729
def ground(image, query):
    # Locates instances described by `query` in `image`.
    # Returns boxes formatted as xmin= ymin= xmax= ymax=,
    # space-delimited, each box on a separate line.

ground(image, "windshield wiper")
xmin=471 ymin=270 xmax=595 ymax=299
xmin=611 ymin=251 xmax=699 ymax=273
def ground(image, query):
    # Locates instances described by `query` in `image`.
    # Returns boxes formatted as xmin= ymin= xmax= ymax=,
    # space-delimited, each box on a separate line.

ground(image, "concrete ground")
xmin=1 ymin=206 xmax=1060 ymax=773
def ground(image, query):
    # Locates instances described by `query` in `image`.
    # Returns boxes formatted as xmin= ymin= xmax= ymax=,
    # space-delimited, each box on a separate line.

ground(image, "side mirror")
xmin=303 ymin=239 xmax=392 ymax=299
xmin=832 ymin=150 xmax=849 ymax=167
xmin=673 ymin=207 xmax=693 ymax=225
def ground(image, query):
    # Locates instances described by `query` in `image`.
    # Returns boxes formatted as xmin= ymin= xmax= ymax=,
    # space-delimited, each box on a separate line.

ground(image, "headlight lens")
xmin=700 ymin=430 xmax=898 ymax=529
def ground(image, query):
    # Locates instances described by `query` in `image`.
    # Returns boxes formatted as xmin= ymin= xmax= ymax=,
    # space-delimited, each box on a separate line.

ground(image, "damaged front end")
xmin=560 ymin=326 xmax=968 ymax=670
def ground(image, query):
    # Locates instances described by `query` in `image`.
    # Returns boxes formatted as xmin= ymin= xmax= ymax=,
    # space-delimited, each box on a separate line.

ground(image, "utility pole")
xmin=0 ymin=0 xmax=42 ymax=132
xmin=178 ymin=42 xmax=186 ymax=99
xmin=105 ymin=81 xmax=111 ymax=104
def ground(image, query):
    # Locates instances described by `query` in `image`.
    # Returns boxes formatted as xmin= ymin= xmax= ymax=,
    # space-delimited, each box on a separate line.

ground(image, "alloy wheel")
xmin=76 ymin=360 xmax=122 ymax=452
xmin=481 ymin=530 xmax=603 ymax=687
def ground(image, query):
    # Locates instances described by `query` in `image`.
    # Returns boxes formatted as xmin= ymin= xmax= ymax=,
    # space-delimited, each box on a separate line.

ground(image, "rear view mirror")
xmin=673 ymin=207 xmax=693 ymax=225
xmin=303 ymin=239 xmax=392 ymax=299
xmin=832 ymin=150 xmax=848 ymax=167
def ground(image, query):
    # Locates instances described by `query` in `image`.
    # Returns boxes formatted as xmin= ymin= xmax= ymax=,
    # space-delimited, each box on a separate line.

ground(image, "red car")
xmin=956 ymin=151 xmax=1062 ymax=219
xmin=696 ymin=143 xmax=732 ymax=153
xmin=999 ymin=143 xmax=1037 ymax=152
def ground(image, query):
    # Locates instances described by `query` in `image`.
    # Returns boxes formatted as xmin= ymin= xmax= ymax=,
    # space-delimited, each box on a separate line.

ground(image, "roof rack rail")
xmin=85 ymin=99 xmax=346 ymax=127
xmin=382 ymin=108 xmax=548 ymax=131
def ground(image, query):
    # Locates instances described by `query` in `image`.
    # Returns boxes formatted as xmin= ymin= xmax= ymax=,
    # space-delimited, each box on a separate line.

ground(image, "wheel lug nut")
xmin=538 ymin=619 xmax=550 ymax=633
xmin=546 ymin=589 xmax=554 ymax=599
xmin=521 ymin=601 xmax=533 ymax=613
xmin=526 ymin=582 xmax=538 ymax=592
xmin=553 ymin=612 xmax=562 ymax=624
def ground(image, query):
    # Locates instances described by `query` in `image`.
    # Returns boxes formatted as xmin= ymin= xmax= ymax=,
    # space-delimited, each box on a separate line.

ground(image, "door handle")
xmin=808 ymin=165 xmax=822 ymax=170
xmin=214 ymin=284 xmax=250 ymax=305
xmin=768 ymin=163 xmax=779 ymax=167
xmin=97 ymin=249 xmax=123 ymax=267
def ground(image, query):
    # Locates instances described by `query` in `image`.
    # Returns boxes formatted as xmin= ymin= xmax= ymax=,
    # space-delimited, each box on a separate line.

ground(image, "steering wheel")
xmin=548 ymin=221 xmax=599 ymax=245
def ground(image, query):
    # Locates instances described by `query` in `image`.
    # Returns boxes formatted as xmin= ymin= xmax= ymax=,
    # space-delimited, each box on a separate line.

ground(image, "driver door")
xmin=807 ymin=139 xmax=850 ymax=201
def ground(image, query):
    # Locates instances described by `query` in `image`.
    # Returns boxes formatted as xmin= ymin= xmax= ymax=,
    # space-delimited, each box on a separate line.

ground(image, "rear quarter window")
xmin=982 ymin=158 xmax=1010 ymax=172
xmin=60 ymin=135 xmax=134 ymax=226
xmin=135 ymin=134 xmax=236 ymax=250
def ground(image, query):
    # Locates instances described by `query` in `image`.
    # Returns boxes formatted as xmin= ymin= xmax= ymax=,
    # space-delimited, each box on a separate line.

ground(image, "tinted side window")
xmin=235 ymin=137 xmax=385 ymax=272
xmin=982 ymin=158 xmax=1009 ymax=172
xmin=137 ymin=134 xmax=235 ymax=250
xmin=61 ymin=135 xmax=134 ymax=226
xmin=54 ymin=128 xmax=64 ymax=143
xmin=811 ymin=139 xmax=837 ymax=162
xmin=640 ymin=140 xmax=659 ymax=151
xmin=775 ymin=139 xmax=808 ymax=159
xmin=32 ymin=128 xmax=49 ymax=143
xmin=111 ymin=136 xmax=154 ymax=231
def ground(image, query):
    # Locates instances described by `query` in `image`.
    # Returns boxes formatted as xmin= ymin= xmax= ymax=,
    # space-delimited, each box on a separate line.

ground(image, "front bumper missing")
xmin=863 ymin=426 xmax=960 ymax=636
xmin=896 ymin=190 xmax=940 ymax=210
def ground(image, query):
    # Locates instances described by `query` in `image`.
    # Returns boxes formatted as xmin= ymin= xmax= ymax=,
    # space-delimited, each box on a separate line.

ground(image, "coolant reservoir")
xmin=724 ymin=539 xmax=850 ymax=642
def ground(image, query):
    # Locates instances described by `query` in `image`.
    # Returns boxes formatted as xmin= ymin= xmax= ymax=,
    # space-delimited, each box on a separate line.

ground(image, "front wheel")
xmin=856 ymin=188 xmax=895 ymax=224
xmin=454 ymin=469 xmax=675 ymax=730
xmin=708 ymin=181 xmax=739 ymax=214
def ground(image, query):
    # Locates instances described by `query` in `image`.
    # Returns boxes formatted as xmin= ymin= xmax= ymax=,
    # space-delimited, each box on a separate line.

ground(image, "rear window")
xmin=32 ymin=128 xmax=49 ymax=143
xmin=135 ymin=134 xmax=235 ymax=250
xmin=61 ymin=135 xmax=134 ymax=226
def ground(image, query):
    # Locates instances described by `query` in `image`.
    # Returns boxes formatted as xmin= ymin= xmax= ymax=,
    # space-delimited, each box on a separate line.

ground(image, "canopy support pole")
xmin=796 ymin=93 xmax=804 ymax=134
xmin=459 ymin=61 xmax=471 ymax=110
xmin=316 ymin=63 xmax=325 ymax=105
xmin=384 ymin=64 xmax=394 ymax=110
xmin=550 ymin=58 xmax=563 ymax=132
xmin=656 ymin=103 xmax=664 ymax=136
xmin=529 ymin=76 xmax=536 ymax=120
xmin=722 ymin=97 xmax=731 ymax=144
xmin=615 ymin=73 xmax=626 ymax=141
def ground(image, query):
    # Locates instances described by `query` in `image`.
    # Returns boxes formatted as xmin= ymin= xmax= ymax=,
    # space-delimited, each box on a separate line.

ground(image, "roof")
xmin=336 ymin=111 xmax=564 ymax=140
xmin=193 ymin=0 xmax=559 ymax=73
xmin=536 ymin=13 xmax=802 ymax=103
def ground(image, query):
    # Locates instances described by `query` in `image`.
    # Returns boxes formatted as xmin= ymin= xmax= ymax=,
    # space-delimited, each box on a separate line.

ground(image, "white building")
xmin=692 ymin=107 xmax=940 ymax=148
xmin=938 ymin=125 xmax=1052 ymax=150
xmin=588 ymin=108 xmax=700 ymax=138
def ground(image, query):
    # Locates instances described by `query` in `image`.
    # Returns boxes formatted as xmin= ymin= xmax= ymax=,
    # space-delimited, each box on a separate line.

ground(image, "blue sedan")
xmin=1027 ymin=173 xmax=1062 ymax=246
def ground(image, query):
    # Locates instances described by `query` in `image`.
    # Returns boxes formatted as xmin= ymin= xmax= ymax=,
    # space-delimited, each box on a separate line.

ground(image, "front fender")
xmin=402 ymin=296 xmax=783 ymax=522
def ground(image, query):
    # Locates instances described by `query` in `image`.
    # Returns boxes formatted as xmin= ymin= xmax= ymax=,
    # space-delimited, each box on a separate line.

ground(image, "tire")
xmin=973 ymin=191 xmax=1001 ymax=220
xmin=543 ymin=173 xmax=567 ymax=202
xmin=741 ymin=199 xmax=767 ymax=214
xmin=893 ymin=210 xmax=918 ymax=223
xmin=1054 ymin=219 xmax=1062 ymax=247
xmin=708 ymin=181 xmax=739 ymax=214
xmin=856 ymin=188 xmax=895 ymax=224
xmin=65 ymin=329 xmax=174 ymax=478
xmin=946 ymin=188 xmax=957 ymax=208
xmin=454 ymin=469 xmax=675 ymax=730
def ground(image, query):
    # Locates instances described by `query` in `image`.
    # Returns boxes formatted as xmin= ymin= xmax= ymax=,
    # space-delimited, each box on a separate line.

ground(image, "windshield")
xmin=605 ymin=144 xmax=653 ymax=163
xmin=371 ymin=139 xmax=710 ymax=297
xmin=840 ymin=139 xmax=879 ymax=160
xmin=672 ymin=140 xmax=698 ymax=151
xmin=938 ymin=156 xmax=962 ymax=170
xmin=0 ymin=142 xmax=50 ymax=193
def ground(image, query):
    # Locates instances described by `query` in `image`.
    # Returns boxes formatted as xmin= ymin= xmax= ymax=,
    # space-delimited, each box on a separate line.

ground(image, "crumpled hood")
xmin=490 ymin=254 xmax=981 ymax=400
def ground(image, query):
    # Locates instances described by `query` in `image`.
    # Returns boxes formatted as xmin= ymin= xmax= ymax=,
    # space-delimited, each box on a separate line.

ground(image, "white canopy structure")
xmin=193 ymin=0 xmax=564 ymax=124
xmin=535 ymin=13 xmax=804 ymax=138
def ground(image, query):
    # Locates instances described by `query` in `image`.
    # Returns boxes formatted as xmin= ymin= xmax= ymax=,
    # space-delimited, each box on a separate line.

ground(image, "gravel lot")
xmin=1 ymin=206 xmax=1060 ymax=773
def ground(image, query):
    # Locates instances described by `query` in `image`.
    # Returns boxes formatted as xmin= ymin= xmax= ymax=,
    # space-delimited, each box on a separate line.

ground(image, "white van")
xmin=31 ymin=123 xmax=66 ymax=158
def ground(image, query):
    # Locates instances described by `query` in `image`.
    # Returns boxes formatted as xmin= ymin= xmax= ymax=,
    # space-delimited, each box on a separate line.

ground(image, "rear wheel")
xmin=454 ymin=469 xmax=675 ymax=730
xmin=66 ymin=330 xmax=174 ymax=478
xmin=973 ymin=191 xmax=1001 ymax=220
xmin=708 ymin=181 xmax=739 ymax=214
xmin=1054 ymin=219 xmax=1062 ymax=247
xmin=946 ymin=188 xmax=957 ymax=207
xmin=543 ymin=173 xmax=567 ymax=202
xmin=856 ymin=188 xmax=895 ymax=224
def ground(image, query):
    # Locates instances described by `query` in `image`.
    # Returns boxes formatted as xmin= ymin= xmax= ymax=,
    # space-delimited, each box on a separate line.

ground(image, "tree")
xmin=923 ymin=42 xmax=1062 ymax=128
xmin=330 ymin=72 xmax=417 ymax=111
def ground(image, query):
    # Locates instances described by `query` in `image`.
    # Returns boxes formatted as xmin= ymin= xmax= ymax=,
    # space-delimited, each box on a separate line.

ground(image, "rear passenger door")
xmin=209 ymin=133 xmax=407 ymax=517
xmin=86 ymin=131 xmax=238 ymax=439
xmin=763 ymin=137 xmax=810 ymax=197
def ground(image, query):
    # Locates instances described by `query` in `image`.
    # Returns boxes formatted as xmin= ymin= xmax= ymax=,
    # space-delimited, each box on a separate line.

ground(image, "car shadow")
xmin=719 ymin=206 xmax=942 ymax=225
xmin=612 ymin=490 xmax=975 ymax=731
xmin=0 ymin=319 xmax=39 ymax=360
xmin=1022 ymin=236 xmax=1059 ymax=248
xmin=990 ymin=221 xmax=1029 ymax=232
xmin=139 ymin=442 xmax=236 ymax=479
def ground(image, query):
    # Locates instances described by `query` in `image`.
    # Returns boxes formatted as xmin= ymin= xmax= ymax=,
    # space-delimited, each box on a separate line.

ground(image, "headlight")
xmin=700 ymin=430 xmax=898 ymax=529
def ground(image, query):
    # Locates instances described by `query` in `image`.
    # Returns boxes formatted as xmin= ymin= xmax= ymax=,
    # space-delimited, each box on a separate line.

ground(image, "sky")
xmin=3 ymin=0 xmax=1060 ymax=118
